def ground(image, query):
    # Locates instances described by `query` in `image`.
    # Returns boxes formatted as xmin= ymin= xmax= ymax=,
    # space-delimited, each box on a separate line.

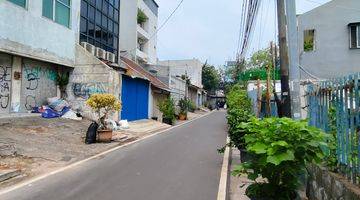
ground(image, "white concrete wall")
xmin=170 ymin=76 xmax=186 ymax=106
xmin=0 ymin=0 xmax=80 ymax=67
xmin=119 ymin=0 xmax=138 ymax=61
xmin=68 ymin=45 xmax=121 ymax=121
xmin=119 ymin=0 xmax=158 ymax=65
xmin=298 ymin=0 xmax=360 ymax=79
xmin=138 ymin=0 xmax=158 ymax=65
xmin=158 ymin=59 xmax=203 ymax=88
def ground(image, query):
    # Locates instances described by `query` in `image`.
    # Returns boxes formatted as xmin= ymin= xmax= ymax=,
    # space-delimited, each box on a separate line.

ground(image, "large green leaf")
xmin=271 ymin=141 xmax=289 ymax=147
xmin=249 ymin=143 xmax=267 ymax=154
xmin=267 ymin=150 xmax=295 ymax=165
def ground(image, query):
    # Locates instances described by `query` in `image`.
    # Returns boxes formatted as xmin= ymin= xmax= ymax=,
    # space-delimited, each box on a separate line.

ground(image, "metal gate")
xmin=121 ymin=76 xmax=149 ymax=121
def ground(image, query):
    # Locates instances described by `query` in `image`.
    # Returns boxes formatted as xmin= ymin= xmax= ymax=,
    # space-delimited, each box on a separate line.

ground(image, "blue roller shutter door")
xmin=121 ymin=76 xmax=149 ymax=121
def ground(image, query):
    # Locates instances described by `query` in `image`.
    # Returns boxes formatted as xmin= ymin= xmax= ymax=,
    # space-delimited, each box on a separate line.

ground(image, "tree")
xmin=247 ymin=48 xmax=272 ymax=69
xmin=202 ymin=62 xmax=220 ymax=94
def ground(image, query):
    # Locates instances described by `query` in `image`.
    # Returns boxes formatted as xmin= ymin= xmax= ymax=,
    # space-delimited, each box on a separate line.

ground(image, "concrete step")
xmin=0 ymin=169 xmax=21 ymax=182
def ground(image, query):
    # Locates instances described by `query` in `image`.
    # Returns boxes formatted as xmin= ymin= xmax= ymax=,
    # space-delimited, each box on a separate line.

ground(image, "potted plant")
xmin=56 ymin=72 xmax=69 ymax=98
xmin=233 ymin=117 xmax=330 ymax=200
xmin=86 ymin=94 xmax=121 ymax=142
xmin=178 ymin=98 xmax=188 ymax=120
xmin=137 ymin=9 xmax=148 ymax=25
xmin=159 ymin=98 xmax=176 ymax=125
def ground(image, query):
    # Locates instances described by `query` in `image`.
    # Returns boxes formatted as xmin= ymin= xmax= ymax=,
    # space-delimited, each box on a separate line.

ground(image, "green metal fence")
xmin=307 ymin=74 xmax=360 ymax=183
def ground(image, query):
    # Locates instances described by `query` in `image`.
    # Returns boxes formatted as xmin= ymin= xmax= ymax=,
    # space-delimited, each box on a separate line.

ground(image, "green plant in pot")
xmin=56 ymin=72 xmax=69 ymax=98
xmin=86 ymin=94 xmax=121 ymax=142
xmin=233 ymin=117 xmax=331 ymax=200
xmin=137 ymin=9 xmax=148 ymax=25
xmin=159 ymin=98 xmax=176 ymax=125
xmin=178 ymin=98 xmax=188 ymax=120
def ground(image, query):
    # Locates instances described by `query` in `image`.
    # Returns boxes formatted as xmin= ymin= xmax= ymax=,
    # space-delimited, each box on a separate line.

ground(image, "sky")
xmin=155 ymin=0 xmax=331 ymax=66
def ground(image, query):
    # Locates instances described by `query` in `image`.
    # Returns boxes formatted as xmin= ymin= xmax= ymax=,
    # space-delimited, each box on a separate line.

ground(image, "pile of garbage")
xmin=31 ymin=97 xmax=82 ymax=120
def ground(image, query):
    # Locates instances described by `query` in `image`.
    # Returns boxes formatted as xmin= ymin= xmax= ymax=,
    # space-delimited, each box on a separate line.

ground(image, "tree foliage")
xmin=202 ymin=62 xmax=220 ymax=94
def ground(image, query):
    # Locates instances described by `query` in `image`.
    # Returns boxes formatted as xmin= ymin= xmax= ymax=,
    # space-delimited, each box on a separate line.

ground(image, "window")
xmin=80 ymin=0 xmax=120 ymax=61
xmin=7 ymin=0 xmax=26 ymax=8
xmin=42 ymin=0 xmax=71 ymax=27
xmin=349 ymin=24 xmax=360 ymax=49
xmin=304 ymin=29 xmax=315 ymax=52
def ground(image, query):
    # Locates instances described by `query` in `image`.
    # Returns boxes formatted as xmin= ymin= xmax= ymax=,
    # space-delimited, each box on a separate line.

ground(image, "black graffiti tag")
xmin=25 ymin=95 xmax=36 ymax=111
xmin=26 ymin=73 xmax=39 ymax=90
xmin=0 ymin=66 xmax=11 ymax=110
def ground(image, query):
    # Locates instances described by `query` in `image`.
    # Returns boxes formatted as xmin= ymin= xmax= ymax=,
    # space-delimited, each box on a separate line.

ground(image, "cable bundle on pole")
xmin=236 ymin=0 xmax=262 ymax=62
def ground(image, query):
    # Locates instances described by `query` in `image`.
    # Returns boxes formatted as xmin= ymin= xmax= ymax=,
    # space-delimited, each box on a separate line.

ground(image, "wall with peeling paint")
xmin=0 ymin=0 xmax=80 ymax=67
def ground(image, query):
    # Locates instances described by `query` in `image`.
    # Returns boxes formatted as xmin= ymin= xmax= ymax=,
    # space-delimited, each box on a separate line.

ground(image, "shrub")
xmin=178 ymin=98 xmax=189 ymax=116
xmin=225 ymin=84 xmax=254 ymax=150
xmin=233 ymin=117 xmax=331 ymax=199
xmin=187 ymin=100 xmax=196 ymax=112
xmin=137 ymin=9 xmax=148 ymax=25
xmin=159 ymin=98 xmax=176 ymax=123
xmin=86 ymin=94 xmax=121 ymax=130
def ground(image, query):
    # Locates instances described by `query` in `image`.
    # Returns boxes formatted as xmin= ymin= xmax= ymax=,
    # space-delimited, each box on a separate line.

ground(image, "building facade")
xmin=0 ymin=0 xmax=80 ymax=114
xmin=158 ymin=59 xmax=204 ymax=108
xmin=119 ymin=0 xmax=158 ymax=65
xmin=297 ymin=0 xmax=360 ymax=79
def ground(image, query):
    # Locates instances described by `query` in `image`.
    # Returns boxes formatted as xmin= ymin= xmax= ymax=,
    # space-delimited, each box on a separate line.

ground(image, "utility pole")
xmin=286 ymin=0 xmax=302 ymax=120
xmin=276 ymin=0 xmax=291 ymax=117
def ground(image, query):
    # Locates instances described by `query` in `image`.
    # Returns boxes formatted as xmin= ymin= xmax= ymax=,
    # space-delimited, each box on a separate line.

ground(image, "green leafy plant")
xmin=324 ymin=105 xmax=339 ymax=172
xmin=225 ymin=84 xmax=254 ymax=149
xmin=178 ymin=98 xmax=189 ymax=117
xmin=187 ymin=100 xmax=196 ymax=112
xmin=86 ymin=94 xmax=121 ymax=130
xmin=56 ymin=72 xmax=69 ymax=98
xmin=233 ymin=117 xmax=330 ymax=199
xmin=137 ymin=9 xmax=148 ymax=25
xmin=159 ymin=98 xmax=176 ymax=123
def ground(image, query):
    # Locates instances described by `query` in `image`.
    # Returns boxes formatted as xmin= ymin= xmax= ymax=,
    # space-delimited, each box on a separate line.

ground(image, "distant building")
xmin=158 ymin=59 xmax=205 ymax=108
xmin=297 ymin=0 xmax=360 ymax=79
xmin=120 ymin=0 xmax=159 ymax=65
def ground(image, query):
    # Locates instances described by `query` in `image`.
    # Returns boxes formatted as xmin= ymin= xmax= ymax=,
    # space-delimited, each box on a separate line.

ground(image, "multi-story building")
xmin=158 ymin=59 xmax=204 ymax=108
xmin=297 ymin=0 xmax=360 ymax=79
xmin=119 ymin=0 xmax=159 ymax=65
xmin=0 ymin=0 xmax=80 ymax=114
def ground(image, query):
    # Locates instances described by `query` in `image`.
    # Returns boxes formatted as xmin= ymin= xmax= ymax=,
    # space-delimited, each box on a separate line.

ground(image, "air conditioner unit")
xmin=106 ymin=52 xmax=116 ymax=63
xmin=80 ymin=42 xmax=96 ymax=55
xmin=95 ymin=47 xmax=106 ymax=60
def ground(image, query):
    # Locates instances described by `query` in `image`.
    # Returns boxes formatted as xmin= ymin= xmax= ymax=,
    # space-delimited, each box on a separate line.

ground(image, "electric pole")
xmin=276 ymin=0 xmax=291 ymax=117
xmin=286 ymin=0 xmax=302 ymax=120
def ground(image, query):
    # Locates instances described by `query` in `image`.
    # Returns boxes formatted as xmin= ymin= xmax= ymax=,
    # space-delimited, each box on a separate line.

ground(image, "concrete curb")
xmin=217 ymin=136 xmax=231 ymax=200
xmin=0 ymin=170 xmax=21 ymax=183
xmin=0 ymin=110 xmax=216 ymax=196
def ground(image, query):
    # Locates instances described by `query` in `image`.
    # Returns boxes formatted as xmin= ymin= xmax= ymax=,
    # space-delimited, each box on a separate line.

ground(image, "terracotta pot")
xmin=97 ymin=129 xmax=113 ymax=142
xmin=178 ymin=113 xmax=187 ymax=120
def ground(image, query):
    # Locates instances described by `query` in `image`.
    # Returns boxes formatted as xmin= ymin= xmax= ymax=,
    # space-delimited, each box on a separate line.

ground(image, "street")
xmin=0 ymin=111 xmax=227 ymax=200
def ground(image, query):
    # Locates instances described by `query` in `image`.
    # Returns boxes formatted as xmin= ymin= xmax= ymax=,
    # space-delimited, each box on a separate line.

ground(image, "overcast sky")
xmin=155 ymin=0 xmax=331 ymax=66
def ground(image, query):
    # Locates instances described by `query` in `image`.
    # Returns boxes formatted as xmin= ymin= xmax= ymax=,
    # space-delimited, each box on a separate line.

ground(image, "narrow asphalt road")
xmin=0 ymin=111 xmax=227 ymax=200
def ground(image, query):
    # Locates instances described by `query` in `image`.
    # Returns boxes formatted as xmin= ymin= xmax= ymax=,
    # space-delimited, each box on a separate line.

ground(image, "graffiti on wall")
xmin=22 ymin=65 xmax=57 ymax=111
xmin=0 ymin=66 xmax=11 ymax=110
xmin=72 ymin=83 xmax=108 ymax=99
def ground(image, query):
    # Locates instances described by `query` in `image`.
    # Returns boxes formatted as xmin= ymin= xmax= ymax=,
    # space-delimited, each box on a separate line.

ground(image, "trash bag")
xmin=41 ymin=108 xmax=61 ymax=118
xmin=85 ymin=122 xmax=98 ymax=144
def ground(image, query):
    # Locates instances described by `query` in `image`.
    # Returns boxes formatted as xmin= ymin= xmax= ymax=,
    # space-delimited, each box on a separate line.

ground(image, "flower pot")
xmin=162 ymin=118 xmax=173 ymax=125
xmin=178 ymin=113 xmax=187 ymax=120
xmin=97 ymin=129 xmax=113 ymax=142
